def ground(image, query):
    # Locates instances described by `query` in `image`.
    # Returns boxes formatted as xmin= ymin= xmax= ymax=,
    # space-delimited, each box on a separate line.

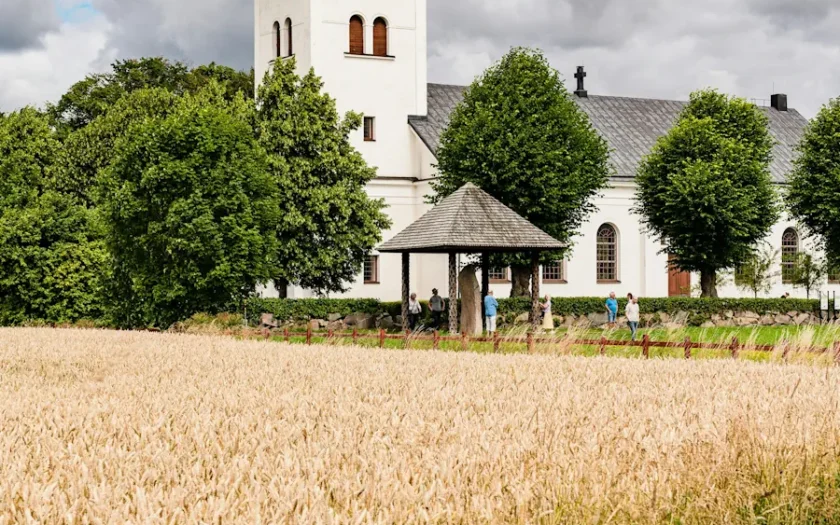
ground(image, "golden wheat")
xmin=1 ymin=328 xmax=839 ymax=523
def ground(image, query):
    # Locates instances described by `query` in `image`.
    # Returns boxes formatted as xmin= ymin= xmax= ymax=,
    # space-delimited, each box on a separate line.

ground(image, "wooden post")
xmin=493 ymin=331 xmax=500 ymax=353
xmin=448 ymin=253 xmax=459 ymax=334
xmin=684 ymin=336 xmax=692 ymax=359
xmin=599 ymin=336 xmax=606 ymax=356
xmin=379 ymin=329 xmax=385 ymax=348
xmin=284 ymin=328 xmax=290 ymax=343
xmin=405 ymin=330 xmax=411 ymax=350
xmin=530 ymin=252 xmax=541 ymax=332
xmin=481 ymin=252 xmax=490 ymax=332
xmin=782 ymin=342 xmax=790 ymax=361
xmin=731 ymin=337 xmax=739 ymax=359
xmin=643 ymin=334 xmax=650 ymax=359
xmin=352 ymin=328 xmax=358 ymax=346
xmin=433 ymin=330 xmax=440 ymax=350
xmin=401 ymin=252 xmax=410 ymax=332
xmin=306 ymin=326 xmax=312 ymax=346
xmin=527 ymin=332 xmax=535 ymax=354
xmin=833 ymin=342 xmax=840 ymax=366
xmin=328 ymin=329 xmax=334 ymax=344
xmin=461 ymin=332 xmax=468 ymax=352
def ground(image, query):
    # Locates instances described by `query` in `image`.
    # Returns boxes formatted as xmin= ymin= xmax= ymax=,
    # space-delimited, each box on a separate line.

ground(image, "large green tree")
xmin=635 ymin=90 xmax=778 ymax=297
xmin=256 ymin=59 xmax=390 ymax=295
xmin=98 ymin=85 xmax=280 ymax=327
xmin=48 ymin=57 xmax=253 ymax=136
xmin=0 ymin=108 xmax=106 ymax=324
xmin=431 ymin=48 xmax=611 ymax=296
xmin=787 ymin=98 xmax=840 ymax=267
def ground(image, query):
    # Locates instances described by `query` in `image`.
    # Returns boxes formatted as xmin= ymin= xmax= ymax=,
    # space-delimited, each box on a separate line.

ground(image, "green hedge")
xmin=245 ymin=297 xmax=818 ymax=324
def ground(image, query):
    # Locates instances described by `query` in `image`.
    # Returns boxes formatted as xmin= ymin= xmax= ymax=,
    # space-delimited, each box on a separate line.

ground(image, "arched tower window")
xmin=782 ymin=228 xmax=799 ymax=284
xmin=285 ymin=18 xmax=293 ymax=57
xmin=273 ymin=21 xmax=282 ymax=59
xmin=596 ymin=224 xmax=618 ymax=282
xmin=373 ymin=17 xmax=388 ymax=56
xmin=349 ymin=15 xmax=364 ymax=55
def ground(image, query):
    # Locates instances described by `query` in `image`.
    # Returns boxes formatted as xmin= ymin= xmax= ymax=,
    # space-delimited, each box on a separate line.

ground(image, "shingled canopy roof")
xmin=378 ymin=183 xmax=565 ymax=254
xmin=408 ymin=84 xmax=809 ymax=184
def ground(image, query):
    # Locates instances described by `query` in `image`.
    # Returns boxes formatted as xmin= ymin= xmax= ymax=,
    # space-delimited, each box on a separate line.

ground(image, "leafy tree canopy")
xmin=635 ymin=89 xmax=779 ymax=297
xmin=256 ymin=58 xmax=390 ymax=295
xmin=430 ymin=47 xmax=611 ymax=296
xmin=787 ymin=98 xmax=840 ymax=267
xmin=0 ymin=108 xmax=106 ymax=324
xmin=48 ymin=57 xmax=253 ymax=136
xmin=99 ymin=84 xmax=279 ymax=327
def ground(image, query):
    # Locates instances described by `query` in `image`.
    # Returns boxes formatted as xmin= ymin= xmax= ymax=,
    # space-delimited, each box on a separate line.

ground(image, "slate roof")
xmin=378 ymin=183 xmax=565 ymax=253
xmin=408 ymin=84 xmax=810 ymax=184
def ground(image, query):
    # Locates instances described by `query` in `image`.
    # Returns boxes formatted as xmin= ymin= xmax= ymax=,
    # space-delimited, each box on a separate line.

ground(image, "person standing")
xmin=483 ymin=290 xmax=499 ymax=335
xmin=540 ymin=294 xmax=554 ymax=330
xmin=408 ymin=293 xmax=422 ymax=330
xmin=605 ymin=292 xmax=619 ymax=328
xmin=429 ymin=288 xmax=445 ymax=329
xmin=625 ymin=293 xmax=640 ymax=341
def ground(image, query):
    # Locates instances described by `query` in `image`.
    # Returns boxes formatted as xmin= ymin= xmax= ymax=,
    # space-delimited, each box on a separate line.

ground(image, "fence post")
xmin=433 ymin=330 xmax=440 ymax=351
xmin=599 ymin=336 xmax=606 ymax=356
xmin=731 ymin=337 xmax=739 ymax=359
xmin=352 ymin=328 xmax=358 ymax=346
xmin=782 ymin=342 xmax=790 ymax=362
xmin=527 ymin=332 xmax=535 ymax=354
xmin=461 ymin=332 xmax=468 ymax=352
xmin=684 ymin=336 xmax=692 ymax=360
xmin=306 ymin=326 xmax=312 ymax=346
xmin=643 ymin=334 xmax=650 ymax=359
xmin=493 ymin=331 xmax=500 ymax=353
xmin=328 ymin=329 xmax=334 ymax=345
xmin=379 ymin=329 xmax=385 ymax=349
xmin=263 ymin=328 xmax=270 ymax=340
xmin=284 ymin=328 xmax=290 ymax=343
xmin=405 ymin=330 xmax=411 ymax=350
xmin=834 ymin=342 xmax=840 ymax=366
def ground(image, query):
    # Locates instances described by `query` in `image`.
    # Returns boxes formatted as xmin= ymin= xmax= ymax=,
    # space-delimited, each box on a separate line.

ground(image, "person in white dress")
xmin=540 ymin=294 xmax=553 ymax=330
xmin=625 ymin=293 xmax=640 ymax=341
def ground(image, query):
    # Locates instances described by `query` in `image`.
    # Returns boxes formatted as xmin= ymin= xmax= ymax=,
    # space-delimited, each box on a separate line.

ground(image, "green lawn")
xmin=266 ymin=323 xmax=840 ymax=364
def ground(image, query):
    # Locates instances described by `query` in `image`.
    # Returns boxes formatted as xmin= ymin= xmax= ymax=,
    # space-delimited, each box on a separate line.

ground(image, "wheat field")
xmin=1 ymin=328 xmax=840 ymax=523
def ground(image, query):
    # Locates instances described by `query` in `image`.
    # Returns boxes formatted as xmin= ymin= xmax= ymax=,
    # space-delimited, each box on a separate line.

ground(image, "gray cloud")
xmin=3 ymin=0 xmax=840 ymax=118
xmin=0 ymin=0 xmax=59 ymax=51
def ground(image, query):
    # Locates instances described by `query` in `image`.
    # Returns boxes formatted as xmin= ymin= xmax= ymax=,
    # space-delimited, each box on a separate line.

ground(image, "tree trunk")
xmin=275 ymin=278 xmax=289 ymax=299
xmin=510 ymin=265 xmax=531 ymax=298
xmin=700 ymin=270 xmax=718 ymax=298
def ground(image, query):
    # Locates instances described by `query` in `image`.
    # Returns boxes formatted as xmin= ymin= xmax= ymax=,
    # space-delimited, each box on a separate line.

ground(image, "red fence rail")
xmin=256 ymin=328 xmax=840 ymax=363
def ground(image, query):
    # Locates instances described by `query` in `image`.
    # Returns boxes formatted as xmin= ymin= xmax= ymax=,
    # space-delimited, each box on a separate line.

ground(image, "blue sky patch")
xmin=57 ymin=1 xmax=100 ymax=24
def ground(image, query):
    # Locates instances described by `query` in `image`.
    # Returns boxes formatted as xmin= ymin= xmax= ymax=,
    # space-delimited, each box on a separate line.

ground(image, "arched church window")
xmin=273 ymin=21 xmax=282 ymax=58
xmin=285 ymin=18 xmax=293 ymax=57
xmin=349 ymin=15 xmax=364 ymax=55
xmin=782 ymin=228 xmax=799 ymax=284
xmin=373 ymin=17 xmax=388 ymax=56
xmin=597 ymin=224 xmax=618 ymax=282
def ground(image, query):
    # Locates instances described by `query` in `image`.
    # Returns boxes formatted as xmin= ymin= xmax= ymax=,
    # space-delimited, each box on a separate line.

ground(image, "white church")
xmin=254 ymin=0 xmax=830 ymax=301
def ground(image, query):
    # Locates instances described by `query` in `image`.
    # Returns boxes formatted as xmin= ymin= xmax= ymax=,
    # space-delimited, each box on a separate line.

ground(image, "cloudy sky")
xmin=1 ymin=0 xmax=839 ymax=117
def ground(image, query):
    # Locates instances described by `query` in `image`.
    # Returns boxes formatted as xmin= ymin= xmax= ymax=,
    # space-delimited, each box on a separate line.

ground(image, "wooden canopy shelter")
xmin=377 ymin=183 xmax=565 ymax=332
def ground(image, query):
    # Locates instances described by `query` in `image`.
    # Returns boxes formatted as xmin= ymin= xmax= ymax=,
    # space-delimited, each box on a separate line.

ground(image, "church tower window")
xmin=285 ymin=18 xmax=293 ymax=57
xmin=597 ymin=224 xmax=618 ymax=282
xmin=364 ymin=117 xmax=375 ymax=141
xmin=373 ymin=17 xmax=388 ymax=56
xmin=273 ymin=21 xmax=281 ymax=58
xmin=781 ymin=228 xmax=799 ymax=284
xmin=349 ymin=15 xmax=365 ymax=55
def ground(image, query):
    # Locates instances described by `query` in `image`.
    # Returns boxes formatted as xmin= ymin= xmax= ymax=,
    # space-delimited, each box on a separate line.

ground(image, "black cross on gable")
xmin=574 ymin=66 xmax=588 ymax=98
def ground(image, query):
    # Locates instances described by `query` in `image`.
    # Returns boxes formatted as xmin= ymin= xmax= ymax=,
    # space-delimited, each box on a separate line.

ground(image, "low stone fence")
xmin=259 ymin=309 xmax=823 ymax=332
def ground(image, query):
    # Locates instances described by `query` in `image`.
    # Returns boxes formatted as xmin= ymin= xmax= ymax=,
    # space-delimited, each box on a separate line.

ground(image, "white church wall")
xmin=254 ymin=0 xmax=313 ymax=87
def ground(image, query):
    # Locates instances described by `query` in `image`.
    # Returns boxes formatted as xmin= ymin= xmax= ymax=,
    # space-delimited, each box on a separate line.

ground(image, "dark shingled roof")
xmin=408 ymin=84 xmax=810 ymax=183
xmin=378 ymin=183 xmax=565 ymax=253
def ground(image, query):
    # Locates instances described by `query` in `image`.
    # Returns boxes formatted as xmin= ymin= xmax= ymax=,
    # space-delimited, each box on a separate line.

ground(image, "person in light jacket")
xmin=408 ymin=293 xmax=422 ymax=330
xmin=625 ymin=293 xmax=640 ymax=341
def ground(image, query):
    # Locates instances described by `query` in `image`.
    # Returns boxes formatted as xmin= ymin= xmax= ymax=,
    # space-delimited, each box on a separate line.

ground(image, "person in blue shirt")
xmin=484 ymin=290 xmax=499 ymax=335
xmin=605 ymin=292 xmax=619 ymax=328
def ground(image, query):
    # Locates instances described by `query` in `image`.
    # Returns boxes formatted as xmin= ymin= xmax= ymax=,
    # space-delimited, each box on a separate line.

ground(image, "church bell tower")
xmin=254 ymin=0 xmax=428 ymax=177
